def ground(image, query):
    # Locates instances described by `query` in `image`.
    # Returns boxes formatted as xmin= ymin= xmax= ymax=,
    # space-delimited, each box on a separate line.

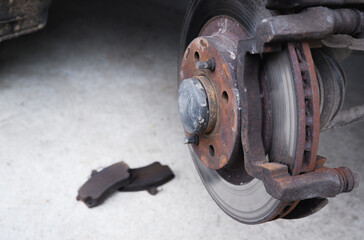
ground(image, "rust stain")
xmin=201 ymin=155 xmax=208 ymax=166
xmin=222 ymin=63 xmax=231 ymax=80
xmin=220 ymin=155 xmax=227 ymax=167
xmin=231 ymin=110 xmax=237 ymax=132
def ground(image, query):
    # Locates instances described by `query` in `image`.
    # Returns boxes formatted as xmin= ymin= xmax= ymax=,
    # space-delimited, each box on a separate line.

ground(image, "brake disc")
xmin=178 ymin=0 xmax=319 ymax=224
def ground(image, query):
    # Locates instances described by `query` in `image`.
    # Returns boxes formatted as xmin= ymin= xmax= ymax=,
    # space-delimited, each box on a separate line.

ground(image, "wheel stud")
xmin=196 ymin=58 xmax=215 ymax=71
xmin=184 ymin=135 xmax=199 ymax=145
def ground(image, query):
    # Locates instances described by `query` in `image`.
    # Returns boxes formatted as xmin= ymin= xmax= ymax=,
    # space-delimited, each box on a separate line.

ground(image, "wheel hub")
xmin=178 ymin=17 xmax=244 ymax=170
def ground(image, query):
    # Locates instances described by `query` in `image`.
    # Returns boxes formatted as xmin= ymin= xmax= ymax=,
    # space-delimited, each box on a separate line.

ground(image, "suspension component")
xmin=246 ymin=7 xmax=364 ymax=54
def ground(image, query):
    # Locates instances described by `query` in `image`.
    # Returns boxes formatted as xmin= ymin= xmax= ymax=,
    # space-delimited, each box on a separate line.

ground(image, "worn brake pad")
xmin=76 ymin=162 xmax=131 ymax=208
xmin=77 ymin=161 xmax=174 ymax=208
xmin=119 ymin=162 xmax=175 ymax=195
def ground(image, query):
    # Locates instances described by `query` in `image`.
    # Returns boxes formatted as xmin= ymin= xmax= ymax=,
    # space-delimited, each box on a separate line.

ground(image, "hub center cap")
xmin=178 ymin=78 xmax=210 ymax=135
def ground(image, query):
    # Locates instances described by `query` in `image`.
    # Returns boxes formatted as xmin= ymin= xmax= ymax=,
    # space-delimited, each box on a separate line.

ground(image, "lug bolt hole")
xmin=222 ymin=91 xmax=229 ymax=103
xmin=185 ymin=48 xmax=191 ymax=59
xmin=209 ymin=145 xmax=215 ymax=157
xmin=194 ymin=51 xmax=200 ymax=62
xmin=200 ymin=39 xmax=208 ymax=48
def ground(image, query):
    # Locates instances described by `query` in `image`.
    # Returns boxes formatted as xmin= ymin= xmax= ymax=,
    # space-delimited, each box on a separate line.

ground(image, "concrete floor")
xmin=0 ymin=0 xmax=363 ymax=239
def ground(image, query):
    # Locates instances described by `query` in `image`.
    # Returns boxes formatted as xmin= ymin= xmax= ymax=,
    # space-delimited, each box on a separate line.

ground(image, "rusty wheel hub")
xmin=179 ymin=18 xmax=244 ymax=170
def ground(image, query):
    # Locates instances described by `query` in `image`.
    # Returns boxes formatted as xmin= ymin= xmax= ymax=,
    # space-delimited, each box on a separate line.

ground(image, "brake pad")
xmin=77 ymin=161 xmax=174 ymax=208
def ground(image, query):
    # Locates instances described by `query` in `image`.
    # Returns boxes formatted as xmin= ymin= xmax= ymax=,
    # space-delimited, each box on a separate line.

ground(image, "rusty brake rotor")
xmin=178 ymin=0 xmax=321 ymax=224
xmin=178 ymin=0 xmax=358 ymax=224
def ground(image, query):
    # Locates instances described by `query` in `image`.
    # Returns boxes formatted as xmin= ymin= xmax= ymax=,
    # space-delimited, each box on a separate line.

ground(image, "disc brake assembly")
xmin=178 ymin=0 xmax=362 ymax=224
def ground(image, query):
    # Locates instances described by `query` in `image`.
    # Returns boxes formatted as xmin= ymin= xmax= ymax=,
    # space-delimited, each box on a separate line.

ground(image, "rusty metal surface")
xmin=293 ymin=42 xmax=321 ymax=173
xmin=0 ymin=0 xmax=51 ymax=42
xmin=246 ymin=7 xmax=364 ymax=54
xmin=237 ymin=46 xmax=301 ymax=218
xmin=269 ymin=163 xmax=358 ymax=201
xmin=237 ymin=42 xmax=319 ymax=177
xmin=179 ymin=0 xmax=361 ymax=224
xmin=266 ymin=0 xmax=364 ymax=9
xmin=237 ymin=38 xmax=359 ymax=202
xmin=257 ymin=159 xmax=359 ymax=201
xmin=179 ymin=16 xmax=245 ymax=170
xmin=179 ymin=1 xmax=294 ymax=224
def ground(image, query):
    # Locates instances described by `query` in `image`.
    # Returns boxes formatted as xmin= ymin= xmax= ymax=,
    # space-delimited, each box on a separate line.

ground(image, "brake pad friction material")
xmin=76 ymin=162 xmax=130 ymax=208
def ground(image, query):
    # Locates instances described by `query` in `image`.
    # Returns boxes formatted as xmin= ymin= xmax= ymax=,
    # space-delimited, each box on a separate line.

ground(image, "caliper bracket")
xmin=237 ymin=37 xmax=360 ymax=202
xmin=254 ymin=157 xmax=359 ymax=201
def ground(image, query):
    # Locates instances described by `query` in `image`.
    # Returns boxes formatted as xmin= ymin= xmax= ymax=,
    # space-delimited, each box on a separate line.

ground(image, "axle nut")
xmin=178 ymin=78 xmax=209 ymax=134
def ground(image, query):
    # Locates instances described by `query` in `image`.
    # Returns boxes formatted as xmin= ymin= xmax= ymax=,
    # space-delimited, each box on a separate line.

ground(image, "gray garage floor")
xmin=0 ymin=0 xmax=363 ymax=239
